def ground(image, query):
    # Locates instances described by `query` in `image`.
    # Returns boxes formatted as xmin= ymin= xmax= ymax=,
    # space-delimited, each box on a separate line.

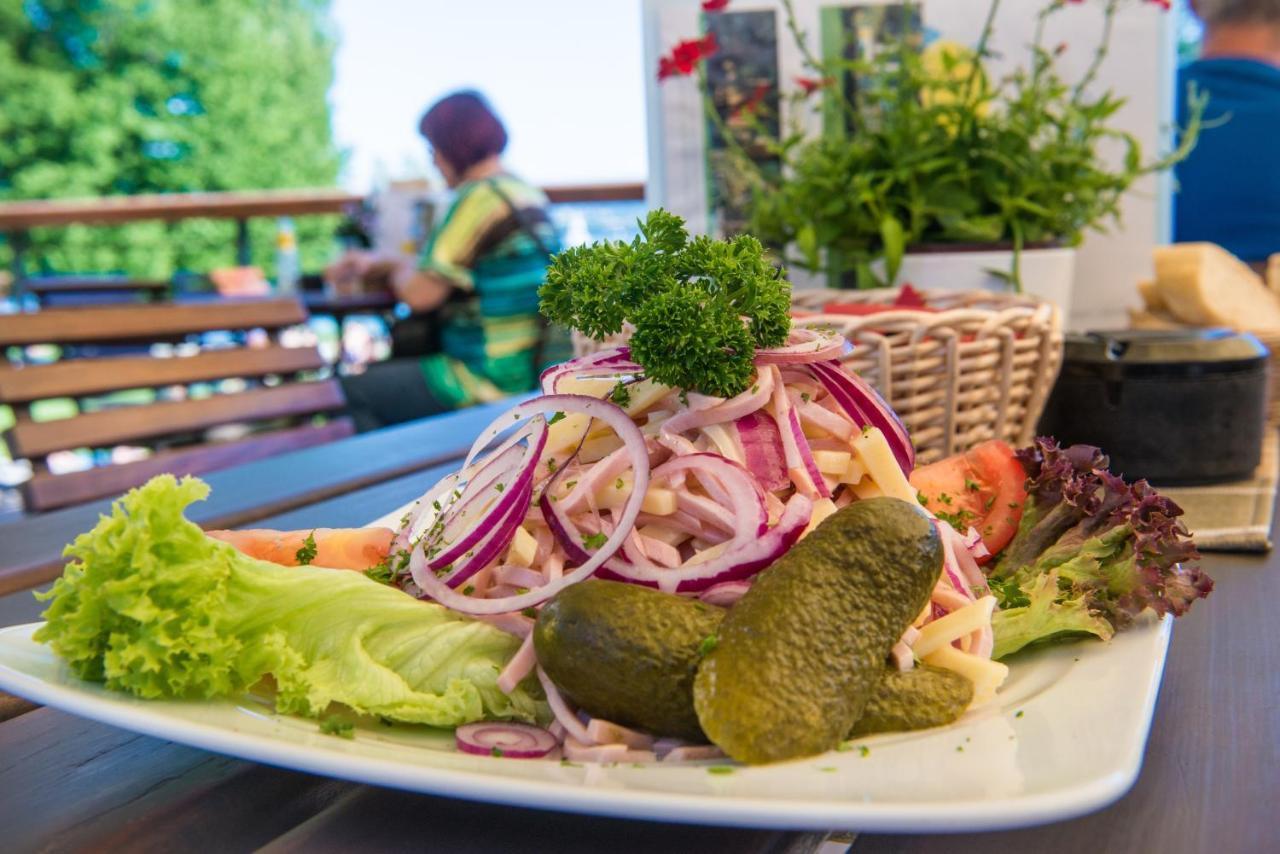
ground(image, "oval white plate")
xmin=0 ymin=610 xmax=1170 ymax=833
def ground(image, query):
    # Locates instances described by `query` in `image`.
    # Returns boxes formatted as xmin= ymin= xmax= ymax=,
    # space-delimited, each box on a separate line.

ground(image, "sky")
xmin=329 ymin=0 xmax=650 ymax=192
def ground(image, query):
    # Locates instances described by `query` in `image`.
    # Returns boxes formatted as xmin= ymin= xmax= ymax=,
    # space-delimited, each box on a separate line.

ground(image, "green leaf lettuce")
xmin=34 ymin=476 xmax=544 ymax=727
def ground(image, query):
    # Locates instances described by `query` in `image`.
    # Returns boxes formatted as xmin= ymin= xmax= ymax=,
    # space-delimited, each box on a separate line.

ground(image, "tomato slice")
xmin=908 ymin=439 xmax=1028 ymax=560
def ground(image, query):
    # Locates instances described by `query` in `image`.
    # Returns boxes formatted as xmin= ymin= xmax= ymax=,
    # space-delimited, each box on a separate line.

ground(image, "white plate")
xmin=0 ymin=611 xmax=1170 ymax=833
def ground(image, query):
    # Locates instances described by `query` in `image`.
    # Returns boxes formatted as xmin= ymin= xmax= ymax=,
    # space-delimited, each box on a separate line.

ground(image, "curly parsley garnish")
xmin=540 ymin=209 xmax=791 ymax=398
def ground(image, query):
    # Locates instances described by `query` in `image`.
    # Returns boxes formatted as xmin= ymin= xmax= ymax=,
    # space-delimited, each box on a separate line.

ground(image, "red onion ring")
xmin=428 ymin=426 xmax=547 ymax=572
xmin=409 ymin=395 xmax=648 ymax=615
xmin=455 ymin=722 xmax=558 ymax=759
xmin=698 ymin=580 xmax=752 ymax=607
xmin=807 ymin=360 xmax=915 ymax=473
xmin=753 ymin=328 xmax=846 ymax=365
xmin=539 ymin=347 xmax=641 ymax=394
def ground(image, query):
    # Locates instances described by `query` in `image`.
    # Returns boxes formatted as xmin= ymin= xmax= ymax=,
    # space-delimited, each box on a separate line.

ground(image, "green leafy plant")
xmin=662 ymin=0 xmax=1206 ymax=289
xmin=0 ymin=0 xmax=342 ymax=278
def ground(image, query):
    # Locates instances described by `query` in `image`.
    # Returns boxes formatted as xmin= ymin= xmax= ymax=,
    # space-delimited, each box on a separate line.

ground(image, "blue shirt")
xmin=1174 ymin=58 xmax=1280 ymax=262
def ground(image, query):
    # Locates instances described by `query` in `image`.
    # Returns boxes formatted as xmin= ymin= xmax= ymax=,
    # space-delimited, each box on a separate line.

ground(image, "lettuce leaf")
xmin=990 ymin=571 xmax=1114 ymax=660
xmin=988 ymin=438 xmax=1211 ymax=659
xmin=34 ymin=475 xmax=543 ymax=727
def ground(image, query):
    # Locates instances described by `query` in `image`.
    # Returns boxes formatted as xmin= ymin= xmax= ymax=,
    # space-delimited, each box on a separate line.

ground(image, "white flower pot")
xmin=881 ymin=246 xmax=1077 ymax=320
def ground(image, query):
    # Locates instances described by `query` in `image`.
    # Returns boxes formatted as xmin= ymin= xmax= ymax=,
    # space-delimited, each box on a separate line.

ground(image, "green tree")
xmin=0 ymin=0 xmax=343 ymax=279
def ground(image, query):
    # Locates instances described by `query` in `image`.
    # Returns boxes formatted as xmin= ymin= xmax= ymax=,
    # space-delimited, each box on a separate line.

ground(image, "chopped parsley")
xmin=547 ymin=411 xmax=567 ymax=425
xmin=521 ymin=607 xmax=538 ymax=619
xmin=462 ymin=584 xmax=475 ymax=595
xmin=707 ymin=765 xmax=736 ymax=775
xmin=858 ymin=745 xmax=871 ymax=758
xmin=319 ymin=716 xmax=354 ymax=739
xmin=294 ymin=531 xmax=318 ymax=566
xmin=565 ymin=480 xmax=578 ymax=490
xmin=609 ymin=381 xmax=632 ymax=408
xmin=560 ymin=759 xmax=581 ymax=767
xmin=1015 ymin=710 xmax=1024 ymax=718
xmin=547 ymin=458 xmax=558 ymax=472
xmin=491 ymin=746 xmax=504 ymax=757
xmin=964 ymin=478 xmax=980 ymax=492
xmin=836 ymin=741 xmax=854 ymax=752
xmin=583 ymin=532 xmax=608 ymax=550
xmin=800 ymin=392 xmax=811 ymax=403
xmin=494 ymin=482 xmax=505 ymax=493
xmin=697 ymin=634 xmax=719 ymax=657
xmin=615 ymin=477 xmax=625 ymax=490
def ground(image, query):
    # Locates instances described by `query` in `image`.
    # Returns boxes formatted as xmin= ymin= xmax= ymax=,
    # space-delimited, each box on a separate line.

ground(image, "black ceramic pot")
xmin=1037 ymin=329 xmax=1269 ymax=485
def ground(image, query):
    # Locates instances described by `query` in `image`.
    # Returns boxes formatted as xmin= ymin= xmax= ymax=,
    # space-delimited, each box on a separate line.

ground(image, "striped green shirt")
xmin=416 ymin=175 xmax=562 ymax=407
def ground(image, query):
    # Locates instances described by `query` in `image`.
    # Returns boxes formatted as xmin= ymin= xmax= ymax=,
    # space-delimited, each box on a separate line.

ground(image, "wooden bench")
xmin=0 ymin=297 xmax=352 ymax=511
xmin=18 ymin=275 xmax=171 ymax=306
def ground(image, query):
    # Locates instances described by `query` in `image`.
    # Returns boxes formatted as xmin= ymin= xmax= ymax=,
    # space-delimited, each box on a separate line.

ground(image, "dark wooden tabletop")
xmin=0 ymin=411 xmax=1274 ymax=852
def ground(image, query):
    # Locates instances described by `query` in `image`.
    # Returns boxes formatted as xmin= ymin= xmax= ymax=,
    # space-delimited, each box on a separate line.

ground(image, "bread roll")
xmin=1152 ymin=242 xmax=1280 ymax=331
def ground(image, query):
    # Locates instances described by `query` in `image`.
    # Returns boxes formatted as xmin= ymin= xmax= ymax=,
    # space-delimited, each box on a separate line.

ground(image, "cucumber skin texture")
xmin=849 ymin=665 xmax=973 ymax=737
xmin=694 ymin=497 xmax=942 ymax=764
xmin=533 ymin=579 xmax=724 ymax=742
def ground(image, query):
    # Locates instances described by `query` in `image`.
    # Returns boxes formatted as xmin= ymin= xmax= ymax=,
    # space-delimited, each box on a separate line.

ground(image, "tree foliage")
xmin=0 ymin=0 xmax=343 ymax=278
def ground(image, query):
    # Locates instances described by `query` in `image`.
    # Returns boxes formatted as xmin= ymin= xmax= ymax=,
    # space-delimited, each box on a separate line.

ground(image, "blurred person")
xmin=1174 ymin=0 xmax=1280 ymax=268
xmin=328 ymin=90 xmax=562 ymax=431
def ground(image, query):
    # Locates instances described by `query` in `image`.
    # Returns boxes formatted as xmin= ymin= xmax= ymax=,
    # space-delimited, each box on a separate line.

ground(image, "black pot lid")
xmin=1065 ymin=329 xmax=1269 ymax=365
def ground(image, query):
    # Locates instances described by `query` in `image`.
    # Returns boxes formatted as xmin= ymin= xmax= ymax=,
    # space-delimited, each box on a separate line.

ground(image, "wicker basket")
xmin=572 ymin=288 xmax=1064 ymax=465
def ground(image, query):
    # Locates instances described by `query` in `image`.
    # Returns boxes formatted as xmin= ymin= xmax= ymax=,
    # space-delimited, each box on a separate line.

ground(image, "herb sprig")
xmin=540 ymin=209 xmax=791 ymax=398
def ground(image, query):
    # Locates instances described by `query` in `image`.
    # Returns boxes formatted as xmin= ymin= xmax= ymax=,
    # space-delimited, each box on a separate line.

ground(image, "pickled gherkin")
xmin=693 ymin=498 xmax=942 ymax=764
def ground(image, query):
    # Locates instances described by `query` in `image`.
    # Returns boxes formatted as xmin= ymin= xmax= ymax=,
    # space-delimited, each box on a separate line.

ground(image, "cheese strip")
xmin=593 ymin=476 xmax=678 ymax=515
xmin=504 ymin=525 xmax=538 ymax=568
xmin=851 ymin=428 xmax=917 ymax=502
xmin=923 ymin=645 xmax=1009 ymax=707
xmin=912 ymin=596 xmax=997 ymax=658
xmin=800 ymin=497 xmax=838 ymax=539
xmin=812 ymin=450 xmax=852 ymax=475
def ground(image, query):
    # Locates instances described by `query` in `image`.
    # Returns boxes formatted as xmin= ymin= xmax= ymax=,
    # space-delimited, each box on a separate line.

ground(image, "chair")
xmin=0 ymin=297 xmax=353 ymax=512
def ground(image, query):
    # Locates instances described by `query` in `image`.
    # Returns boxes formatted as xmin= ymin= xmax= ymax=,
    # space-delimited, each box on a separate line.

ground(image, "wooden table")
xmin=0 ymin=188 xmax=362 ymax=278
xmin=0 ymin=410 xmax=1274 ymax=851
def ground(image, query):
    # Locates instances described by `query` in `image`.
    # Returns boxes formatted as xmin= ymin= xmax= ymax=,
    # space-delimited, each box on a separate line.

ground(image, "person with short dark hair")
xmin=1174 ymin=0 xmax=1280 ymax=267
xmin=330 ymin=90 xmax=562 ymax=431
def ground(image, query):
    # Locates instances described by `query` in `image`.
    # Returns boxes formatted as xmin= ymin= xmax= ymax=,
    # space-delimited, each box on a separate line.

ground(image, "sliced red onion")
xmin=455 ymin=722 xmax=558 ymax=759
xmin=754 ymin=327 xmax=847 ymax=365
xmin=659 ymin=367 xmax=774 ymax=456
xmin=409 ymin=395 xmax=649 ymax=615
xmin=807 ymin=361 xmax=914 ymax=473
xmin=426 ymin=439 xmax=533 ymax=570
xmin=698 ymin=580 xmax=751 ymax=607
xmin=437 ymin=478 xmax=534 ymax=589
xmin=539 ymin=347 xmax=641 ymax=394
xmin=595 ymin=490 xmax=812 ymax=593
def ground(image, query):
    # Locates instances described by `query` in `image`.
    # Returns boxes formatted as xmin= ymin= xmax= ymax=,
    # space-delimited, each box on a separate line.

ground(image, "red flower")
xmin=1146 ymin=0 xmax=1171 ymax=9
xmin=795 ymin=75 xmax=834 ymax=96
xmin=702 ymin=0 xmax=731 ymax=11
xmin=657 ymin=32 xmax=719 ymax=81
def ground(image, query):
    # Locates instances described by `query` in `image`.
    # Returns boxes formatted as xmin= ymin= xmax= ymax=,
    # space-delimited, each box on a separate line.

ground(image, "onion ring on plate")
xmin=410 ymin=395 xmax=648 ymax=615
xmin=754 ymin=327 xmax=846 ymax=365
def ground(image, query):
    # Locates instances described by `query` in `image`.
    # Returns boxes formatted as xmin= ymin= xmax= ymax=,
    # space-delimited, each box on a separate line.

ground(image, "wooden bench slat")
xmin=22 ymin=419 xmax=354 ymax=511
xmin=0 ymin=345 xmax=326 ymax=403
xmin=7 ymin=380 xmax=346 ymax=458
xmin=0 ymin=298 xmax=308 ymax=347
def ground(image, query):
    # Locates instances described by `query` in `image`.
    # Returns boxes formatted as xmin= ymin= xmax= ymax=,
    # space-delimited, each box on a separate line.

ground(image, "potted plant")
xmin=657 ymin=0 xmax=1206 ymax=316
